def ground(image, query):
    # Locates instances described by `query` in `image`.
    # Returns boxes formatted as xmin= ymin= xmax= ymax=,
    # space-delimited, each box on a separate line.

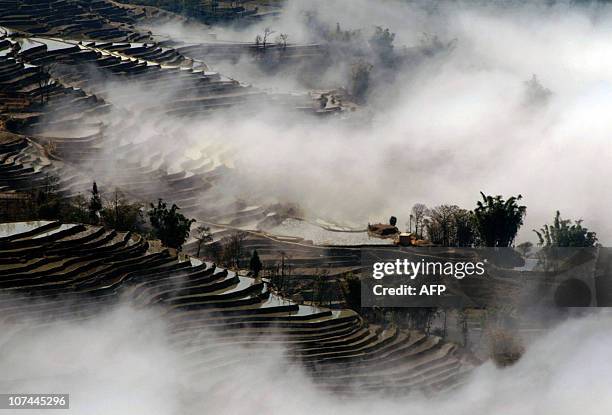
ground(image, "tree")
xmin=534 ymin=211 xmax=597 ymax=247
xmin=350 ymin=60 xmax=372 ymax=103
xmin=148 ymin=199 xmax=195 ymax=250
xmin=262 ymin=27 xmax=275 ymax=49
xmin=269 ymin=250 xmax=291 ymax=293
xmin=249 ymin=250 xmax=263 ymax=277
xmin=426 ymin=205 xmax=476 ymax=247
xmin=324 ymin=22 xmax=361 ymax=43
xmin=206 ymin=242 xmax=223 ymax=264
xmin=524 ymin=74 xmax=552 ymax=106
xmin=369 ymin=26 xmax=395 ymax=65
xmin=277 ymin=33 xmax=289 ymax=49
xmin=36 ymin=63 xmax=55 ymax=105
xmin=340 ymin=272 xmax=361 ymax=312
xmin=61 ymin=194 xmax=89 ymax=224
xmin=411 ymin=203 xmax=429 ymax=239
xmin=220 ymin=232 xmax=247 ymax=268
xmin=194 ymin=225 xmax=213 ymax=257
xmin=454 ymin=209 xmax=477 ymax=247
xmin=473 ymin=192 xmax=526 ymax=247
xmin=33 ymin=174 xmax=62 ymax=219
xmin=427 ymin=205 xmax=459 ymax=246
xmin=313 ymin=268 xmax=331 ymax=306
xmin=101 ymin=189 xmax=143 ymax=232
xmin=88 ymin=182 xmax=102 ymax=224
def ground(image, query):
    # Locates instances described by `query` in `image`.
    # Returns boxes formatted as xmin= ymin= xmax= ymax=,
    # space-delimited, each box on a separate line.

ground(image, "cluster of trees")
xmin=368 ymin=26 xmax=395 ymax=65
xmin=314 ymin=20 xmax=455 ymax=104
xmin=403 ymin=192 xmax=525 ymax=247
xmin=312 ymin=21 xmax=398 ymax=103
xmin=204 ymin=231 xmax=251 ymax=269
xmin=534 ymin=211 xmax=598 ymax=247
xmin=208 ymin=241 xmax=312 ymax=303
xmin=28 ymin=179 xmax=146 ymax=233
xmin=426 ymin=205 xmax=476 ymax=247
xmin=29 ymin=181 xmax=197 ymax=251
xmin=403 ymin=192 xmax=597 ymax=248
xmin=350 ymin=26 xmax=396 ymax=102
xmin=254 ymin=28 xmax=289 ymax=50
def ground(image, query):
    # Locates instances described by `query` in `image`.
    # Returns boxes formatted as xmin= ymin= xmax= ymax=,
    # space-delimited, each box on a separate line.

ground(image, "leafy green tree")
xmin=249 ymin=250 xmax=263 ymax=277
xmin=474 ymin=192 xmax=526 ymax=247
xmin=534 ymin=211 xmax=597 ymax=247
xmin=455 ymin=209 xmax=477 ymax=247
xmin=148 ymin=199 xmax=195 ymax=250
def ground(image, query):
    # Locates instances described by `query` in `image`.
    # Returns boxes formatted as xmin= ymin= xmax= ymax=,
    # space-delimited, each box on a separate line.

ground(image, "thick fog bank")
xmin=0 ymin=303 xmax=610 ymax=414
xmin=131 ymin=1 xmax=612 ymax=242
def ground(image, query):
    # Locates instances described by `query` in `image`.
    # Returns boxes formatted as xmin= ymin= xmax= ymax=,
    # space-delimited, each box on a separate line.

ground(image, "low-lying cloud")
xmin=129 ymin=1 xmax=612 ymax=242
xmin=38 ymin=0 xmax=612 ymax=244
xmin=1 ymin=300 xmax=610 ymax=414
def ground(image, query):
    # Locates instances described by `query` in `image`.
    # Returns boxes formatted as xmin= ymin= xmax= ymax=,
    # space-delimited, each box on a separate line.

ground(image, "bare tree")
xmin=206 ymin=242 xmax=223 ymax=265
xmin=277 ymin=250 xmax=290 ymax=293
xmin=426 ymin=205 xmax=460 ymax=246
xmin=100 ymin=188 xmax=144 ymax=232
xmin=37 ymin=63 xmax=55 ymax=105
xmin=195 ymin=225 xmax=213 ymax=257
xmin=411 ymin=203 xmax=428 ymax=239
xmin=262 ymin=28 xmax=275 ymax=49
xmin=221 ymin=232 xmax=247 ymax=268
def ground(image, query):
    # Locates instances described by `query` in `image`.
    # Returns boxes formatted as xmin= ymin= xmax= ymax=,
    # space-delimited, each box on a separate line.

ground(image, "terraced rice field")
xmin=0 ymin=9 xmax=379 ymax=277
xmin=0 ymin=0 xmax=480 ymax=395
xmin=0 ymin=221 xmax=474 ymax=393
